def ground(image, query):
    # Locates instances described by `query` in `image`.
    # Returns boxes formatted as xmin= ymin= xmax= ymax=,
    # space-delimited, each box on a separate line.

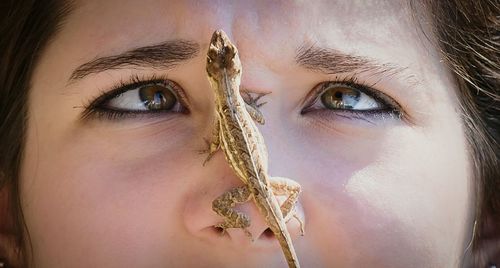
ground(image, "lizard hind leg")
xmin=270 ymin=176 xmax=305 ymax=235
xmin=212 ymin=185 xmax=254 ymax=240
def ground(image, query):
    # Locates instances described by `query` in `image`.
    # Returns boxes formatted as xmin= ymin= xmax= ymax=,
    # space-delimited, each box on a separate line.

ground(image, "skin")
xmin=17 ymin=0 xmax=473 ymax=267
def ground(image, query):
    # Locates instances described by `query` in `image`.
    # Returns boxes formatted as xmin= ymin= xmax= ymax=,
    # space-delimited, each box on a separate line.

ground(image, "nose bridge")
xmin=187 ymin=2 xmax=298 ymax=94
xmin=252 ymin=107 xmax=290 ymax=169
xmin=187 ymin=20 xmax=303 ymax=257
xmin=239 ymin=62 xmax=283 ymax=95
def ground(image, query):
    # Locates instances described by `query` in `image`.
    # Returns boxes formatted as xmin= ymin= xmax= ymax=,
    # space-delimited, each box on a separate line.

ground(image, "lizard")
xmin=202 ymin=29 xmax=303 ymax=268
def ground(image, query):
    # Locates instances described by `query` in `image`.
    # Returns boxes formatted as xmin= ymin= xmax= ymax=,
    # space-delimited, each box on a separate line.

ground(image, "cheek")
xmin=19 ymin=123 xmax=198 ymax=265
xmin=266 ymin=120 xmax=471 ymax=266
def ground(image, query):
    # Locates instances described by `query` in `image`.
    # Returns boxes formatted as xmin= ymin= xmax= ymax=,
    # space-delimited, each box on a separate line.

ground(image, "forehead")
xmin=59 ymin=0 xmax=419 ymax=69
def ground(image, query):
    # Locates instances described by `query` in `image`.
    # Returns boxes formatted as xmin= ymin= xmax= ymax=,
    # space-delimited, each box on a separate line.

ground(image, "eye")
xmin=319 ymin=82 xmax=383 ymax=110
xmin=302 ymin=81 xmax=400 ymax=117
xmin=105 ymin=82 xmax=183 ymax=112
xmin=82 ymin=78 xmax=189 ymax=121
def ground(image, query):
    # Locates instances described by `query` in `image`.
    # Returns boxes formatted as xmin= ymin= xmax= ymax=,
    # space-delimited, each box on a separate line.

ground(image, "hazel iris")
xmin=139 ymin=84 xmax=177 ymax=110
xmin=320 ymin=85 xmax=361 ymax=109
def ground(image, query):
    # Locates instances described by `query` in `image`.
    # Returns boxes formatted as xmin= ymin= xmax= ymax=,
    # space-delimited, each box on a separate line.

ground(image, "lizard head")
xmin=206 ymin=29 xmax=242 ymax=81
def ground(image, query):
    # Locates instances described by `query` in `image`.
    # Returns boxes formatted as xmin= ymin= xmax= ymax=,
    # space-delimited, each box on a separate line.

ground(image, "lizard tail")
xmin=264 ymin=196 xmax=301 ymax=268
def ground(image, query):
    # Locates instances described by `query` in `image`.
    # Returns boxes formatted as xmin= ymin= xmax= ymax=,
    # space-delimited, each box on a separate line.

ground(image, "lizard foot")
xmin=241 ymin=90 xmax=269 ymax=125
xmin=198 ymin=137 xmax=219 ymax=166
xmin=293 ymin=212 xmax=305 ymax=236
xmin=241 ymin=90 xmax=269 ymax=108
xmin=212 ymin=186 xmax=254 ymax=241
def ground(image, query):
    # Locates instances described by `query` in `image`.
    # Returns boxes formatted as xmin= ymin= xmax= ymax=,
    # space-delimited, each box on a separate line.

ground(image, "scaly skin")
xmin=204 ymin=30 xmax=302 ymax=268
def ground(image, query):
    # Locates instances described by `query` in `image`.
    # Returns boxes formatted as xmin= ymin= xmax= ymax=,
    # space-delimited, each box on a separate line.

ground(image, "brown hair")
xmin=419 ymin=1 xmax=499 ymax=266
xmin=0 ymin=0 xmax=498 ymax=266
xmin=0 ymin=0 xmax=72 ymax=266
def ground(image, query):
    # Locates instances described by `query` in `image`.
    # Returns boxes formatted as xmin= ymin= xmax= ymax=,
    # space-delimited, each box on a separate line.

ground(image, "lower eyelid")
xmin=82 ymin=106 xmax=188 ymax=122
xmin=307 ymin=106 xmax=397 ymax=115
xmin=307 ymin=108 xmax=402 ymax=124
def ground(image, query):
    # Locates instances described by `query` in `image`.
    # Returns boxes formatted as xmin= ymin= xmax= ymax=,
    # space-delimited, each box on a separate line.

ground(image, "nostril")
xmin=199 ymin=225 xmax=230 ymax=240
xmin=213 ymin=226 xmax=225 ymax=234
xmin=259 ymin=228 xmax=275 ymax=240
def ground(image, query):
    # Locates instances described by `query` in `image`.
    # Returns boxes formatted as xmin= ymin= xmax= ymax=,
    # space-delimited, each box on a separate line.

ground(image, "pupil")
xmin=320 ymin=86 xmax=361 ymax=109
xmin=154 ymin=92 xmax=165 ymax=104
xmin=139 ymin=84 xmax=176 ymax=110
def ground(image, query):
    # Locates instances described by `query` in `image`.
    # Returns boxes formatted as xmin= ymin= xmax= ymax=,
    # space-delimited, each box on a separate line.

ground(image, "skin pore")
xmin=19 ymin=0 xmax=474 ymax=267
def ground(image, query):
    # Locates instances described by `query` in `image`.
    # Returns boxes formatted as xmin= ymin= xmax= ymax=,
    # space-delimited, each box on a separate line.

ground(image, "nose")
xmin=183 ymin=151 xmax=304 ymax=251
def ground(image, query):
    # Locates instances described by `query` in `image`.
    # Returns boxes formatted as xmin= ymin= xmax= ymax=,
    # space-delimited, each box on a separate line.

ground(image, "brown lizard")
xmin=203 ymin=29 xmax=303 ymax=268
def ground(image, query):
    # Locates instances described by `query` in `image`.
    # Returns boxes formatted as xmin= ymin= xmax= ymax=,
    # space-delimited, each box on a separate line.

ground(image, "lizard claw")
xmin=243 ymin=228 xmax=255 ymax=242
xmin=241 ymin=90 xmax=268 ymax=125
xmin=294 ymin=214 xmax=305 ymax=236
xmin=197 ymin=138 xmax=211 ymax=154
xmin=198 ymin=138 xmax=218 ymax=166
xmin=241 ymin=90 xmax=269 ymax=108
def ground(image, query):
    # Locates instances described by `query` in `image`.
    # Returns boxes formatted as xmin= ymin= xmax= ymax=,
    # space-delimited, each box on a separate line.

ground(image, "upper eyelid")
xmin=301 ymin=80 xmax=400 ymax=113
xmin=89 ymin=76 xmax=190 ymax=111
xmin=329 ymin=81 xmax=399 ymax=107
xmin=80 ymin=78 xmax=191 ymax=122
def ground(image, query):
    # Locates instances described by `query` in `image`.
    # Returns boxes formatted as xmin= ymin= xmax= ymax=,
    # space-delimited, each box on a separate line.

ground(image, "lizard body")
xmin=204 ymin=30 xmax=302 ymax=268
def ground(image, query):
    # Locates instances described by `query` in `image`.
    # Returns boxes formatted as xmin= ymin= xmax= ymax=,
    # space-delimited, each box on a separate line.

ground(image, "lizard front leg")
xmin=212 ymin=185 xmax=254 ymax=240
xmin=270 ymin=177 xmax=304 ymax=235
xmin=200 ymin=119 xmax=221 ymax=166
xmin=241 ymin=90 xmax=268 ymax=125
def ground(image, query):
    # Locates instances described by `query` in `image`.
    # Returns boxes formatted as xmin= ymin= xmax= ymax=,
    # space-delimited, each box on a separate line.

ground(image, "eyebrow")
xmin=69 ymin=40 xmax=200 ymax=81
xmin=295 ymin=44 xmax=409 ymax=78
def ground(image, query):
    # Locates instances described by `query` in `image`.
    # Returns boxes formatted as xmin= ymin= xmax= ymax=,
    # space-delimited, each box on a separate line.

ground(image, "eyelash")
xmin=81 ymin=75 xmax=401 ymax=123
xmin=81 ymin=74 xmax=189 ymax=121
xmin=301 ymin=76 xmax=402 ymax=121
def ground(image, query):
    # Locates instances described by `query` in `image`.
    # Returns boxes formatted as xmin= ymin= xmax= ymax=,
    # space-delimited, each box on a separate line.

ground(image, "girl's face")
xmin=21 ymin=0 xmax=473 ymax=267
